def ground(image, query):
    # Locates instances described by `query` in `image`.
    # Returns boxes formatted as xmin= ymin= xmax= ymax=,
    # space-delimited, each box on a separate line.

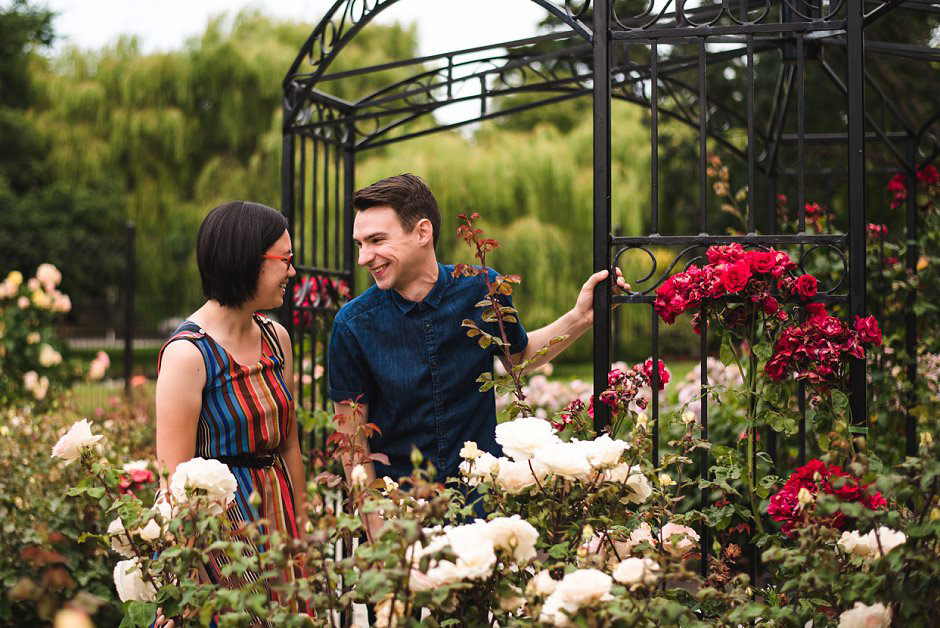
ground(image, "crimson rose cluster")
xmin=764 ymin=304 xmax=882 ymax=385
xmin=768 ymin=459 xmax=886 ymax=536
xmin=653 ymin=243 xmax=814 ymax=329
xmin=292 ymin=275 xmax=351 ymax=327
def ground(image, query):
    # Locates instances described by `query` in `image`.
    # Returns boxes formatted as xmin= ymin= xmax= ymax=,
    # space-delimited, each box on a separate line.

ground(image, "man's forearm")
xmin=514 ymin=309 xmax=591 ymax=372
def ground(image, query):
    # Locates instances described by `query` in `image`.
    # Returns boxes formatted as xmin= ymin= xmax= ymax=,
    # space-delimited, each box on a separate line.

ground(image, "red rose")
xmin=805 ymin=302 xmax=828 ymax=319
xmin=853 ymin=315 xmax=882 ymax=345
xmin=764 ymin=356 xmax=788 ymax=381
xmin=804 ymin=202 xmax=823 ymax=217
xmin=642 ymin=358 xmax=670 ymax=390
xmin=749 ymin=251 xmax=778 ymax=274
xmin=707 ymin=243 xmax=746 ymax=265
xmin=777 ymin=276 xmax=795 ymax=298
xmin=761 ymin=296 xmax=779 ymax=314
xmin=918 ymin=164 xmax=939 ymax=186
xmin=794 ymin=275 xmax=818 ymax=300
xmin=720 ymin=261 xmax=752 ymax=293
xmin=118 ymin=469 xmax=156 ymax=495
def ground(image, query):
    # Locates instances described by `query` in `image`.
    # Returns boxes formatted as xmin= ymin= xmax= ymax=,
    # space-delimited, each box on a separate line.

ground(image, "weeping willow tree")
xmin=28 ymin=11 xmax=421 ymax=329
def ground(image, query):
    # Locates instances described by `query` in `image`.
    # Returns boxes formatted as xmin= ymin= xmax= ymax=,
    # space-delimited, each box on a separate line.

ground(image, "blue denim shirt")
xmin=327 ymin=263 xmax=528 ymax=481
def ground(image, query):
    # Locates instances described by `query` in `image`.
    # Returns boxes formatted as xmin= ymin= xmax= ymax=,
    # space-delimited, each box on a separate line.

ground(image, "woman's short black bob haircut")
xmin=197 ymin=201 xmax=288 ymax=308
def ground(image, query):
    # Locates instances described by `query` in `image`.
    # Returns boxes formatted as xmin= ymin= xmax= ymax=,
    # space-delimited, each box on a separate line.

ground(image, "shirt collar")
xmin=390 ymin=263 xmax=450 ymax=313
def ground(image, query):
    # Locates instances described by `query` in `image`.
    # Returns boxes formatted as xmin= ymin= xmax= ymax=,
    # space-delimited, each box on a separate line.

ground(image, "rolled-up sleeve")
xmin=327 ymin=319 xmax=374 ymax=403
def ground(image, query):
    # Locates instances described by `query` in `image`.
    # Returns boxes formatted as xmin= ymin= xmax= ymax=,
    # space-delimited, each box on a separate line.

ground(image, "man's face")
xmin=353 ymin=206 xmax=422 ymax=291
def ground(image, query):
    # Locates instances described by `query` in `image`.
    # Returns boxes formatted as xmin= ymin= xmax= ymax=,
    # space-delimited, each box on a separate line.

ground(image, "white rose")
xmin=446 ymin=524 xmax=498 ymax=580
xmin=39 ymin=344 xmax=62 ymax=367
xmin=870 ymin=527 xmax=906 ymax=556
xmin=534 ymin=441 xmax=592 ymax=481
xmin=350 ymin=464 xmax=368 ymax=488
xmin=539 ymin=592 xmax=576 ymax=627
xmin=113 ymin=558 xmax=156 ymax=602
xmin=612 ymin=557 xmax=660 ymax=587
xmin=51 ymin=419 xmax=103 ymax=463
xmin=169 ymin=457 xmax=238 ymax=515
xmin=484 ymin=515 xmax=539 ymax=563
xmin=838 ymin=530 xmax=874 ymax=557
xmin=495 ymin=417 xmax=560 ymax=461
xmin=604 ymin=464 xmax=652 ymax=504
xmin=582 ymin=434 xmax=629 ymax=469
xmin=495 ymin=457 xmax=547 ymax=494
xmin=136 ymin=518 xmax=161 ymax=542
xmin=460 ymin=441 xmax=482 ymax=460
xmin=460 ymin=451 xmax=499 ymax=486
xmin=107 ymin=518 xmax=135 ymax=558
xmin=373 ymin=597 xmax=405 ymax=628
xmin=554 ymin=568 xmax=613 ymax=609
xmin=526 ymin=569 xmax=557 ymax=597
xmin=837 ymin=601 xmax=892 ymax=628
xmin=659 ymin=523 xmax=700 ymax=557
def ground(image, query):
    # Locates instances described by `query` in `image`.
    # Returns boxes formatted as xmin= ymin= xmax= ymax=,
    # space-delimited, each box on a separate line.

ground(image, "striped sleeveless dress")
xmin=158 ymin=313 xmax=309 ymax=616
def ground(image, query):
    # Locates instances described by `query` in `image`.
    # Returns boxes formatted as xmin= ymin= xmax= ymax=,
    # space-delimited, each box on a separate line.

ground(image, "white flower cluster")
xmin=459 ymin=418 xmax=649 ymax=502
xmin=837 ymin=527 xmax=906 ymax=558
xmin=537 ymin=568 xmax=613 ymax=627
xmin=169 ymin=457 xmax=238 ymax=515
xmin=407 ymin=516 xmax=539 ymax=590
xmin=837 ymin=601 xmax=892 ymax=628
xmin=495 ymin=373 xmax=593 ymax=418
xmin=113 ymin=558 xmax=156 ymax=603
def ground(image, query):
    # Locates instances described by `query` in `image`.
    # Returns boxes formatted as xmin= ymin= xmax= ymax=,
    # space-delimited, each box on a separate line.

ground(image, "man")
xmin=328 ymin=173 xmax=626 ymax=538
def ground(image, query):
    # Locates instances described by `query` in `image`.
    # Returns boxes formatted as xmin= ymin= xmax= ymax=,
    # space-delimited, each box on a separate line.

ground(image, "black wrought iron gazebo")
xmin=281 ymin=0 xmax=939 ymax=576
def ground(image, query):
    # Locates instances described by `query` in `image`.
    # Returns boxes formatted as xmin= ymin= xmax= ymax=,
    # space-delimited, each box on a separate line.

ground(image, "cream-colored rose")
xmin=350 ymin=464 xmax=368 ymax=488
xmin=17 ymin=296 xmax=30 ymax=309
xmin=838 ymin=527 xmax=906 ymax=558
xmin=32 ymin=376 xmax=49 ymax=400
xmin=460 ymin=440 xmax=482 ymax=460
xmin=6 ymin=270 xmax=23 ymax=287
xmin=837 ymin=601 xmax=891 ymax=628
xmin=26 ymin=332 xmax=40 ymax=345
xmin=446 ymin=523 xmax=498 ymax=580
xmin=484 ymin=515 xmax=538 ymax=563
xmin=604 ymin=464 xmax=652 ymax=504
xmin=373 ymin=596 xmax=405 ymax=628
xmin=553 ymin=568 xmax=613 ymax=607
xmin=623 ymin=523 xmax=655 ymax=553
xmin=39 ymin=344 xmax=62 ymax=367
xmin=51 ymin=419 xmax=103 ymax=463
xmin=108 ymin=518 xmax=135 ymax=558
xmin=526 ymin=569 xmax=557 ymax=597
xmin=460 ymin=451 xmax=500 ymax=486
xmin=136 ymin=518 xmax=161 ymax=542
xmin=870 ymin=527 xmax=906 ymax=556
xmin=113 ymin=558 xmax=156 ymax=602
xmin=52 ymin=293 xmax=71 ymax=313
xmin=539 ymin=592 xmax=576 ymax=627
xmin=495 ymin=417 xmax=560 ymax=461
xmin=122 ymin=460 xmax=150 ymax=473
xmin=495 ymin=457 xmax=546 ymax=494
xmin=87 ymin=351 xmax=110 ymax=381
xmin=53 ymin=608 xmax=93 ymax=628
xmin=659 ymin=523 xmax=700 ymax=557
xmin=28 ymin=277 xmax=41 ymax=292
xmin=169 ymin=457 xmax=238 ymax=515
xmin=582 ymin=434 xmax=629 ymax=469
xmin=612 ymin=557 xmax=660 ymax=587
xmin=659 ymin=473 xmax=676 ymax=487
xmin=534 ymin=441 xmax=592 ymax=481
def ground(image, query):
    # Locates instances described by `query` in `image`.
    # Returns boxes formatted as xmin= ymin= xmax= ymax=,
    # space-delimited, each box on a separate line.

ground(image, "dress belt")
xmin=214 ymin=453 xmax=277 ymax=469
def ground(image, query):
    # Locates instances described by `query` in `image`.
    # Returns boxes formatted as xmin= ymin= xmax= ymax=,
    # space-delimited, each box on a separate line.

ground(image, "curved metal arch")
xmin=283 ymin=0 xmax=594 ymax=129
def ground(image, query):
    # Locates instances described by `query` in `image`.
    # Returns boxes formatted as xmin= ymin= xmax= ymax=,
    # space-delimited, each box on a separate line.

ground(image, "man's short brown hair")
xmin=352 ymin=173 xmax=441 ymax=248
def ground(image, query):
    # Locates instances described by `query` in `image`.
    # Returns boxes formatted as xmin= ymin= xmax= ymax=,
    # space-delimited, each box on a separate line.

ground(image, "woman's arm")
xmin=155 ymin=340 xmax=205 ymax=479
xmin=273 ymin=323 xmax=309 ymax=536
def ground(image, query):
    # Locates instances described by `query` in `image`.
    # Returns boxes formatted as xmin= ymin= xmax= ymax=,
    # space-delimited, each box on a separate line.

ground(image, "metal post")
xmin=592 ymin=0 xmax=612 ymax=433
xmin=281 ymin=132 xmax=297 ymax=356
xmin=905 ymin=139 xmax=917 ymax=456
xmin=123 ymin=222 xmax=135 ymax=395
xmin=344 ymin=122 xmax=356 ymax=296
xmin=846 ymin=0 xmax=868 ymax=430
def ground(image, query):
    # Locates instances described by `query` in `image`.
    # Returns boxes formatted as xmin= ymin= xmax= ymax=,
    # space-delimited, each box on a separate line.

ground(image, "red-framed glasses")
xmin=262 ymin=252 xmax=294 ymax=267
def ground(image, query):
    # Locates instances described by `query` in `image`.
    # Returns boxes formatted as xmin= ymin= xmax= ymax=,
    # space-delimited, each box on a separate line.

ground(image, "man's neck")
xmin=394 ymin=259 xmax=439 ymax=303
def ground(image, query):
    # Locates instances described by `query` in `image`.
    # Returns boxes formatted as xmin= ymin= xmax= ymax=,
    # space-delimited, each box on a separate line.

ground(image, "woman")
xmin=154 ymin=201 xmax=309 ymax=625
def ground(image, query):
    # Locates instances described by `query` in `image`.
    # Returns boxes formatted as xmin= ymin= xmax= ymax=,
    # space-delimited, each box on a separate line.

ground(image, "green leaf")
xmin=753 ymin=342 xmax=773 ymax=362
xmin=720 ymin=335 xmax=736 ymax=367
xmin=830 ymin=390 xmax=849 ymax=412
xmin=547 ymin=542 xmax=569 ymax=559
